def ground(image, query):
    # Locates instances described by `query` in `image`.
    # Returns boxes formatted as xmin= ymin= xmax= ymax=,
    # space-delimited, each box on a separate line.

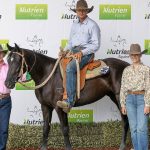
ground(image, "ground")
xmin=9 ymin=148 xmax=133 ymax=150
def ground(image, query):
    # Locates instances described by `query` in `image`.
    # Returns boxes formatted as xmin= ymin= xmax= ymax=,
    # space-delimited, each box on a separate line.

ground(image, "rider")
xmin=57 ymin=0 xmax=101 ymax=113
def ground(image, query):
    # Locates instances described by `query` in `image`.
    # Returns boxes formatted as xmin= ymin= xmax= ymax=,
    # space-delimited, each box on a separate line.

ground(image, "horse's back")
xmin=103 ymin=57 xmax=129 ymax=69
xmin=103 ymin=57 xmax=129 ymax=94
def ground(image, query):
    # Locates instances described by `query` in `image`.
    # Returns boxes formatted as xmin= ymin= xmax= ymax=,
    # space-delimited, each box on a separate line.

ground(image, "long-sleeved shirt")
xmin=120 ymin=63 xmax=150 ymax=107
xmin=0 ymin=61 xmax=11 ymax=94
xmin=64 ymin=16 xmax=101 ymax=56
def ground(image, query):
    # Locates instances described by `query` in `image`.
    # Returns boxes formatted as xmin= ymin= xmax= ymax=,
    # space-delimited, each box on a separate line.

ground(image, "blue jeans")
xmin=66 ymin=47 xmax=93 ymax=107
xmin=126 ymin=94 xmax=149 ymax=150
xmin=0 ymin=97 xmax=12 ymax=150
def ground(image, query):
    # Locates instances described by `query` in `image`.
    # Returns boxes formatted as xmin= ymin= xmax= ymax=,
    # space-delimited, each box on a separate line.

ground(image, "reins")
xmin=14 ymin=50 xmax=80 ymax=99
xmin=17 ymin=53 xmax=62 ymax=90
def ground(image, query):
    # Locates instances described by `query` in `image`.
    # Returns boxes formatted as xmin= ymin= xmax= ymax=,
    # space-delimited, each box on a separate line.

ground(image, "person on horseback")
xmin=57 ymin=0 xmax=101 ymax=113
xmin=120 ymin=44 xmax=150 ymax=150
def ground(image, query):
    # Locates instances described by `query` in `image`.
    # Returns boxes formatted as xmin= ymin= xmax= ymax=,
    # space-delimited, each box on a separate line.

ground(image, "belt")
xmin=0 ymin=93 xmax=10 ymax=99
xmin=128 ymin=90 xmax=145 ymax=95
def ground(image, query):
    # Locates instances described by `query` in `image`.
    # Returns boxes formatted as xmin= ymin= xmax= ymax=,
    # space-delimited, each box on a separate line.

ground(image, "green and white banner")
xmin=0 ymin=0 xmax=150 ymax=125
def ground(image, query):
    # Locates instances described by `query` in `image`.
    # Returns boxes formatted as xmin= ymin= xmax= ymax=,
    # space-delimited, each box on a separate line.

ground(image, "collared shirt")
xmin=64 ymin=16 xmax=101 ymax=56
xmin=120 ymin=63 xmax=150 ymax=107
xmin=0 ymin=61 xmax=11 ymax=94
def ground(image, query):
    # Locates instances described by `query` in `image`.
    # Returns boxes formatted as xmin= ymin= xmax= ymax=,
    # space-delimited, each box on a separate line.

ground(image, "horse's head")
xmin=5 ymin=43 xmax=26 ymax=89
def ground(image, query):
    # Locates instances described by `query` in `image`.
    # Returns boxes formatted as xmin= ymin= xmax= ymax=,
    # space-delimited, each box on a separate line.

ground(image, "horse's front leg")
xmin=40 ymin=104 xmax=53 ymax=150
xmin=56 ymin=107 xmax=72 ymax=150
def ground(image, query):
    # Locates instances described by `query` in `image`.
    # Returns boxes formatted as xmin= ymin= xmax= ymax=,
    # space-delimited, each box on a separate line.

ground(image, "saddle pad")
xmin=86 ymin=60 xmax=108 ymax=79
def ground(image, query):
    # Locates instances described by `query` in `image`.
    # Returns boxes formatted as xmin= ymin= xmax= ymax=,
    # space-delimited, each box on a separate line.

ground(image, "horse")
xmin=5 ymin=43 xmax=129 ymax=150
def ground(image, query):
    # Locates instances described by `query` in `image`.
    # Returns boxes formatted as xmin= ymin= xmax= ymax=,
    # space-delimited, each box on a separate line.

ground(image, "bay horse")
xmin=5 ymin=44 xmax=129 ymax=150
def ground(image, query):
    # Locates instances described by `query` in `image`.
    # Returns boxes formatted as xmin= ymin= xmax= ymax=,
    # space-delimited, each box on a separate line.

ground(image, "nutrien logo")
xmin=16 ymin=4 xmax=48 ymax=19
xmin=107 ymin=35 xmax=129 ymax=59
xmin=24 ymin=106 xmax=44 ymax=125
xmin=27 ymin=35 xmax=48 ymax=55
xmin=68 ymin=109 xmax=93 ymax=123
xmin=144 ymin=40 xmax=150 ymax=55
xmin=61 ymin=0 xmax=77 ymax=20
xmin=100 ymin=4 xmax=131 ymax=20
xmin=0 ymin=40 xmax=9 ymax=50
xmin=61 ymin=39 xmax=68 ymax=48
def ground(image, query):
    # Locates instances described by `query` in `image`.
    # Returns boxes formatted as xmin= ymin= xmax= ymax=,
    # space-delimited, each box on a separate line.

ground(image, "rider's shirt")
xmin=64 ymin=16 xmax=101 ymax=56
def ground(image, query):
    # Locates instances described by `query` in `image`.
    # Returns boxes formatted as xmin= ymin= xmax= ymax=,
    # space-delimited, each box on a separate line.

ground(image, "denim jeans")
xmin=0 ymin=97 xmax=12 ymax=150
xmin=66 ymin=47 xmax=93 ymax=107
xmin=126 ymin=94 xmax=149 ymax=150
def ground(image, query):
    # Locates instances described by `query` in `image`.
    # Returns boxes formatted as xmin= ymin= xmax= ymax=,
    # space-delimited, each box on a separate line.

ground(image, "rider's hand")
xmin=144 ymin=106 xmax=150 ymax=115
xmin=73 ymin=51 xmax=83 ymax=62
xmin=121 ymin=107 xmax=127 ymax=115
xmin=58 ymin=51 xmax=66 ymax=57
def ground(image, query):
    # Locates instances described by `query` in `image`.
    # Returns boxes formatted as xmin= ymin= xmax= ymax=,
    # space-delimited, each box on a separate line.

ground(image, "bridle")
xmin=12 ymin=50 xmax=36 ymax=79
xmin=9 ymin=49 xmax=62 ymax=90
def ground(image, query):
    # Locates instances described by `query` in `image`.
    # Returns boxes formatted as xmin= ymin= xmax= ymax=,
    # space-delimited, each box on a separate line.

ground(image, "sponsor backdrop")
xmin=0 ymin=0 xmax=150 ymax=125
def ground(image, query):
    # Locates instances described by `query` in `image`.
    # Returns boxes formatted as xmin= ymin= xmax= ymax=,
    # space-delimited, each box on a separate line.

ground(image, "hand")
xmin=58 ymin=51 xmax=66 ymax=57
xmin=144 ymin=106 xmax=150 ymax=115
xmin=121 ymin=107 xmax=127 ymax=115
xmin=73 ymin=52 xmax=83 ymax=62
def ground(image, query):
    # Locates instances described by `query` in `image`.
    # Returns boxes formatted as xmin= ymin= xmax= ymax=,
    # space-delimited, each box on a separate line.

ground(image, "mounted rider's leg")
xmin=57 ymin=47 xmax=93 ymax=113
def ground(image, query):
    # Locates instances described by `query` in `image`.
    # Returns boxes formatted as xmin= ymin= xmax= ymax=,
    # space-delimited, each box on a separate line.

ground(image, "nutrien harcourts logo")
xmin=16 ymin=4 xmax=48 ymax=19
xmin=68 ymin=109 xmax=93 ymax=123
xmin=144 ymin=40 xmax=150 ymax=55
xmin=100 ymin=4 xmax=131 ymax=20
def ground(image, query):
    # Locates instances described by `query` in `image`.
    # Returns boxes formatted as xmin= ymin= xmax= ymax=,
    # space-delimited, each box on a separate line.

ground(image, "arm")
xmin=64 ymin=24 xmax=74 ymax=51
xmin=82 ymin=24 xmax=101 ymax=56
xmin=120 ymin=69 xmax=128 ymax=108
xmin=144 ymin=67 xmax=150 ymax=114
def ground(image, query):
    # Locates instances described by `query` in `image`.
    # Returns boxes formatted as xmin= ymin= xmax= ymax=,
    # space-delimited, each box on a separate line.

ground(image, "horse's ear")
xmin=141 ymin=49 xmax=148 ymax=54
xmin=14 ymin=43 xmax=20 ymax=52
xmin=7 ymin=43 xmax=13 ymax=51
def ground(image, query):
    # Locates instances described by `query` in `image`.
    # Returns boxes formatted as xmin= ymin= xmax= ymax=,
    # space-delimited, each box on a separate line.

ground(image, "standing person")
xmin=0 ymin=45 xmax=11 ymax=150
xmin=57 ymin=0 xmax=101 ymax=113
xmin=120 ymin=44 xmax=150 ymax=150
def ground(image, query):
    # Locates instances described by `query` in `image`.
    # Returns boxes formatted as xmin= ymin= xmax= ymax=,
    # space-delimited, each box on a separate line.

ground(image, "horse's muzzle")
xmin=5 ymin=80 xmax=16 ymax=89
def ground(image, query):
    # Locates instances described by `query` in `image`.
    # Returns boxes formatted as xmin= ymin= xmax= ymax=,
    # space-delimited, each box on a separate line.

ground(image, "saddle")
xmin=60 ymin=57 xmax=109 ymax=100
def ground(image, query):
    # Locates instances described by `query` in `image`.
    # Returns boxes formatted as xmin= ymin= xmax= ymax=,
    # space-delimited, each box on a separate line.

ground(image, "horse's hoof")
xmin=66 ymin=149 xmax=72 ymax=150
xmin=65 ymin=147 xmax=72 ymax=150
xmin=40 ymin=145 xmax=47 ymax=150
xmin=119 ymin=144 xmax=126 ymax=150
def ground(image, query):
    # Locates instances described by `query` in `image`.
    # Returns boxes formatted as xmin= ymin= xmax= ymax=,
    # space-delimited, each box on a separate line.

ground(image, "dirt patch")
xmin=9 ymin=147 xmax=133 ymax=150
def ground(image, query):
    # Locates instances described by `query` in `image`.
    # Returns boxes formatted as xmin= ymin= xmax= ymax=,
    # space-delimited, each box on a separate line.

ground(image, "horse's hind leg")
xmin=115 ymin=94 xmax=129 ymax=150
xmin=40 ymin=104 xmax=53 ymax=150
xmin=119 ymin=115 xmax=129 ymax=150
xmin=56 ymin=108 xmax=72 ymax=150
xmin=109 ymin=94 xmax=129 ymax=150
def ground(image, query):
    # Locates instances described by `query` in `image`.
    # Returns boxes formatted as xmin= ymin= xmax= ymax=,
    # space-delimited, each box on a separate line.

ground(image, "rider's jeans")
xmin=66 ymin=48 xmax=93 ymax=107
xmin=126 ymin=94 xmax=149 ymax=150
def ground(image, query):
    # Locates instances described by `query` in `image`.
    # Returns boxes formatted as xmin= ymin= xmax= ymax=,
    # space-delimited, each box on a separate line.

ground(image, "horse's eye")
xmin=10 ymin=57 xmax=14 ymax=62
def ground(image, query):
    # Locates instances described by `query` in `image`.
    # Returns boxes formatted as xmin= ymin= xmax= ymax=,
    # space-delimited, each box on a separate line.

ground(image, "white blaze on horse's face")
xmin=10 ymin=57 xmax=14 ymax=62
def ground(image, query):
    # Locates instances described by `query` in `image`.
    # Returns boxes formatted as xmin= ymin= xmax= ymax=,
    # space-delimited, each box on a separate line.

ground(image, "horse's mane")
xmin=23 ymin=48 xmax=57 ymax=63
